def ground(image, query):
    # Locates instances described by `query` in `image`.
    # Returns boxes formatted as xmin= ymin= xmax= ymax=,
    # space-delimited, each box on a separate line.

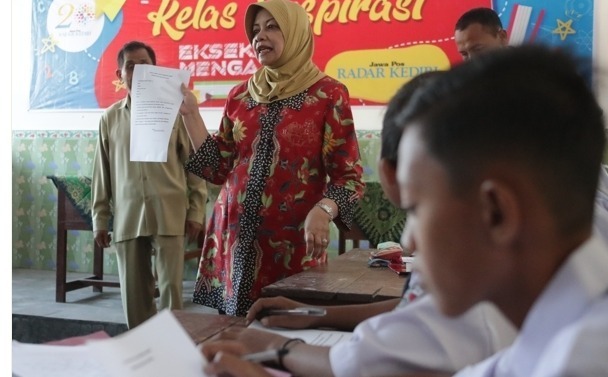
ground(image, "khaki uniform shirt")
xmin=91 ymin=96 xmax=207 ymax=242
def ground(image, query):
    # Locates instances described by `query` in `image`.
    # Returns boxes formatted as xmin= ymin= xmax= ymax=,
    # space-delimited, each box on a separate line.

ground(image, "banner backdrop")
xmin=30 ymin=0 xmax=594 ymax=109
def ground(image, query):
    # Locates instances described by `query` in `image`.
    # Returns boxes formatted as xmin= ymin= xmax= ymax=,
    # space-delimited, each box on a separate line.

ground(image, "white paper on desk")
xmin=12 ymin=341 xmax=110 ymax=377
xmin=130 ymin=64 xmax=190 ymax=162
xmin=87 ymin=310 xmax=206 ymax=377
xmin=248 ymin=320 xmax=353 ymax=346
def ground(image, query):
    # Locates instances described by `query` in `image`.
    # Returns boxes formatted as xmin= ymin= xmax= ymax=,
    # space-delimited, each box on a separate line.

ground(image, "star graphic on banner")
xmin=112 ymin=79 xmax=126 ymax=92
xmin=552 ymin=19 xmax=576 ymax=41
xmin=40 ymin=35 xmax=58 ymax=55
xmin=95 ymin=0 xmax=127 ymax=21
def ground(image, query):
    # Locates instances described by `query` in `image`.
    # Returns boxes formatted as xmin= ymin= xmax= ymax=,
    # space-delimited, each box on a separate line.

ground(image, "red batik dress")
xmin=185 ymin=76 xmax=365 ymax=316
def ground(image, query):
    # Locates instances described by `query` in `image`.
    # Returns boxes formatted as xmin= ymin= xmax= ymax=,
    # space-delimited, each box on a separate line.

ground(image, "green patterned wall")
xmin=12 ymin=130 xmax=382 ymax=279
xmin=12 ymin=131 xmax=103 ymax=272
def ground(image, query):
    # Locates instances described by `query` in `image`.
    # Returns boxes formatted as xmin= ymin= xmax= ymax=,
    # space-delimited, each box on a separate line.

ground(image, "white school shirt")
xmin=330 ymin=170 xmax=608 ymax=377
xmin=454 ymin=234 xmax=608 ymax=377
xmin=594 ymin=165 xmax=608 ymax=242
xmin=329 ymin=295 xmax=517 ymax=377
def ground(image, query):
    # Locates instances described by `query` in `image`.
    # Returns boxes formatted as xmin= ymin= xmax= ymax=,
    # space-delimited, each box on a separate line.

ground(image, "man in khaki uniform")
xmin=91 ymin=41 xmax=207 ymax=329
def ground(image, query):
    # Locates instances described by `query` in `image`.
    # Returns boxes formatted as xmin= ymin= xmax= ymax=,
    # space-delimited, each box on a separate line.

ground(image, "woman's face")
xmin=251 ymin=9 xmax=285 ymax=67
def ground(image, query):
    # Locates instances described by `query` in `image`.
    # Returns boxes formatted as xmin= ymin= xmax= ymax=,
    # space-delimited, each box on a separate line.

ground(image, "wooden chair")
xmin=336 ymin=182 xmax=406 ymax=255
xmin=49 ymin=175 xmax=205 ymax=302
xmin=337 ymin=221 xmax=376 ymax=254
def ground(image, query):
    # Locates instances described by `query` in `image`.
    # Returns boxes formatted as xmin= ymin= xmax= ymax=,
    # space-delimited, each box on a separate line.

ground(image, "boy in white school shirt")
xmin=395 ymin=45 xmax=608 ymax=377
xmin=595 ymin=166 xmax=608 ymax=240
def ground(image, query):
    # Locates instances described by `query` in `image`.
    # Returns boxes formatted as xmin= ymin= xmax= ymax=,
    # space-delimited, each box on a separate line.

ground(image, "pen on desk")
xmin=260 ymin=307 xmax=327 ymax=317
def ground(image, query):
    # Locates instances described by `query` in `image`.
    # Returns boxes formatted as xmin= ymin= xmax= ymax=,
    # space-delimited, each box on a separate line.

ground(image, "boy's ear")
xmin=378 ymin=159 xmax=400 ymax=207
xmin=479 ymin=179 xmax=520 ymax=245
xmin=498 ymin=29 xmax=508 ymax=45
xmin=379 ymin=159 xmax=397 ymax=184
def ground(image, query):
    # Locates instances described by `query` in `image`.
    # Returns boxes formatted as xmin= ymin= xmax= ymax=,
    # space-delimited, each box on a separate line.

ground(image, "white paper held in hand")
xmin=130 ymin=64 xmax=191 ymax=162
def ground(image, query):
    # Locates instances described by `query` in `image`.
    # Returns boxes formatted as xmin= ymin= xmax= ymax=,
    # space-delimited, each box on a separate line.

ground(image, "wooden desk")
xmin=261 ymin=249 xmax=406 ymax=305
xmin=173 ymin=310 xmax=246 ymax=345
xmin=44 ymin=312 xmax=245 ymax=346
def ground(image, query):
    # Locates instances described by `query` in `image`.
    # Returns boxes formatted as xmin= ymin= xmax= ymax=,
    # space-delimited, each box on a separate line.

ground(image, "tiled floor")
xmin=12 ymin=268 xmax=218 ymax=342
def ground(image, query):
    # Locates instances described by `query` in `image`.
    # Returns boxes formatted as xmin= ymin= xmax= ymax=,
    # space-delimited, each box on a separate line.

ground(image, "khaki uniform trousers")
xmin=115 ymin=235 xmax=184 ymax=328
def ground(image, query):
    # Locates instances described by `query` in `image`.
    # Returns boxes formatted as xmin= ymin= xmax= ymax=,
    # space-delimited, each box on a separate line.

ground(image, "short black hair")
xmin=381 ymin=71 xmax=444 ymax=166
xmin=397 ymin=45 xmax=605 ymax=234
xmin=117 ymin=41 xmax=157 ymax=67
xmin=455 ymin=7 xmax=503 ymax=34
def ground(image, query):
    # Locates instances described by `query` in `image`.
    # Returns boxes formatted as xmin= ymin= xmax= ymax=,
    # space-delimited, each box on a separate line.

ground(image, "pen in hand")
xmin=259 ymin=307 xmax=327 ymax=318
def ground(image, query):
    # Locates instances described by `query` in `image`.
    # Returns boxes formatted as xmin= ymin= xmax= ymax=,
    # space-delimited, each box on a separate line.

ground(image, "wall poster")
xmin=30 ymin=0 xmax=594 ymax=110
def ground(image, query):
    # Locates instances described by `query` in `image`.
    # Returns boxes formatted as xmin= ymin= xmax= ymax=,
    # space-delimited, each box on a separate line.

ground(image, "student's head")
xmin=379 ymin=71 xmax=445 ymax=206
xmin=116 ymin=41 xmax=156 ymax=93
xmin=245 ymin=0 xmax=311 ymax=68
xmin=395 ymin=46 xmax=605 ymax=319
xmin=454 ymin=7 xmax=507 ymax=61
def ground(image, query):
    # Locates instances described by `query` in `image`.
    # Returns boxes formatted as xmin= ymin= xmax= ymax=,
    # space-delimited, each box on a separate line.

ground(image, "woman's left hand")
xmin=304 ymin=207 xmax=332 ymax=258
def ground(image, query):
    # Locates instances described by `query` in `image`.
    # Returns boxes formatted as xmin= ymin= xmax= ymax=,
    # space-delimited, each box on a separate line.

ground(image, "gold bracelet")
xmin=315 ymin=202 xmax=335 ymax=220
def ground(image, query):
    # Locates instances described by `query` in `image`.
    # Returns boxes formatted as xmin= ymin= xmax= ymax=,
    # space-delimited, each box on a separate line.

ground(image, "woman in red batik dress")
xmin=179 ymin=0 xmax=364 ymax=316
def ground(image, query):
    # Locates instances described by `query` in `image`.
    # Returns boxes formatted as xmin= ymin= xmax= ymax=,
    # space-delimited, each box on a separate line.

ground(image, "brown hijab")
xmin=244 ymin=0 xmax=326 ymax=103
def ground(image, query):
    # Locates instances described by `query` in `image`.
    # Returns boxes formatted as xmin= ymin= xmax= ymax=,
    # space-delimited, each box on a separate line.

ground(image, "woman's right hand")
xmin=179 ymin=84 xmax=200 ymax=116
xmin=246 ymin=296 xmax=325 ymax=329
xmin=178 ymin=84 xmax=210 ymax=149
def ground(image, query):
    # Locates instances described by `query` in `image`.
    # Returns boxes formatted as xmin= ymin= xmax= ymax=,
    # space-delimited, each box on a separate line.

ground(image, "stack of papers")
xmin=13 ymin=310 xmax=205 ymax=377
